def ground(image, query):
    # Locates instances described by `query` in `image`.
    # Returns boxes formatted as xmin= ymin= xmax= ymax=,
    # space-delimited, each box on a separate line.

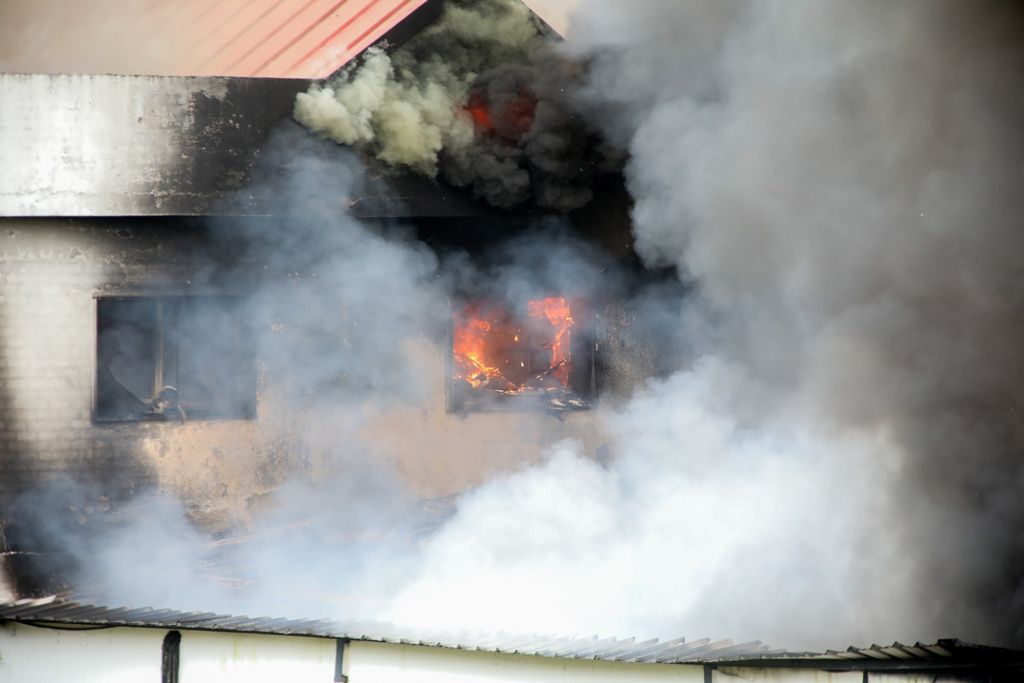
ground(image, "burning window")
xmin=448 ymin=296 xmax=594 ymax=412
xmin=95 ymin=296 xmax=255 ymax=422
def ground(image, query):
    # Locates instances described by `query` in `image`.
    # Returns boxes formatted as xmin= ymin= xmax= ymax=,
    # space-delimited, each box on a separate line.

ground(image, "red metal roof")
xmin=146 ymin=0 xmax=429 ymax=78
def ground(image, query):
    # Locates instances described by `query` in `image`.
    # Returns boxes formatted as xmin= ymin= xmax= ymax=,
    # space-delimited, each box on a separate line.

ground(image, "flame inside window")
xmin=452 ymin=297 xmax=576 ymax=399
xmin=465 ymin=89 xmax=537 ymax=141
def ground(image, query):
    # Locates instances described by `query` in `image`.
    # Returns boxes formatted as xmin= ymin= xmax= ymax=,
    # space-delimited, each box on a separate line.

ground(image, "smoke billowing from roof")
xmin=294 ymin=0 xmax=608 ymax=211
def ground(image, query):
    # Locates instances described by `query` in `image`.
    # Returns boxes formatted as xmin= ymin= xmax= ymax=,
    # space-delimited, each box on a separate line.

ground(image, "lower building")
xmin=3 ymin=596 xmax=1021 ymax=683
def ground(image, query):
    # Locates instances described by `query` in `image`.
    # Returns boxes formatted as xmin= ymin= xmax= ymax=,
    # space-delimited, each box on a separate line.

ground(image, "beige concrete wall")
xmin=362 ymin=337 xmax=604 ymax=497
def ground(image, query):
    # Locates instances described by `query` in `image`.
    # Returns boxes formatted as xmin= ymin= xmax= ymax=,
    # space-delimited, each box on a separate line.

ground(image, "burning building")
xmin=2 ymin=0 xmax=1024 ymax=679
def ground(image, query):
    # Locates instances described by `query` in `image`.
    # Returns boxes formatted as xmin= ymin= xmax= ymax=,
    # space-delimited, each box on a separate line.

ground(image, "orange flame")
xmin=528 ymin=297 xmax=573 ymax=385
xmin=464 ymin=89 xmax=537 ymax=140
xmin=452 ymin=297 xmax=574 ymax=392
xmin=453 ymin=316 xmax=503 ymax=388
xmin=466 ymin=97 xmax=495 ymax=135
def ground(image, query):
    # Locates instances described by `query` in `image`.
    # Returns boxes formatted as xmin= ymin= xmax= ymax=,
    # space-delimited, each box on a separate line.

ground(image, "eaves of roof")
xmin=7 ymin=596 xmax=1021 ymax=674
xmin=0 ymin=595 xmax=775 ymax=665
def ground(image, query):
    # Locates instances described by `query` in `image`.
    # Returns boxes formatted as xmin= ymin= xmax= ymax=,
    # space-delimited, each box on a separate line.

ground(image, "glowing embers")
xmin=449 ymin=297 xmax=593 ymax=413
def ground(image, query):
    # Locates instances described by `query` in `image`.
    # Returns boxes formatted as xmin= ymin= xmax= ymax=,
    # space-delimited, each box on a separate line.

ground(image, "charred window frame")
xmin=94 ymin=296 xmax=255 ymax=422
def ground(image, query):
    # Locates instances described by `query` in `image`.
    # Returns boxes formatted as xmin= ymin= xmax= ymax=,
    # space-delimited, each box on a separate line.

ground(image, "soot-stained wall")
xmin=0 ymin=73 xmax=499 ymax=220
xmin=0 ymin=219 xmax=606 ymax=528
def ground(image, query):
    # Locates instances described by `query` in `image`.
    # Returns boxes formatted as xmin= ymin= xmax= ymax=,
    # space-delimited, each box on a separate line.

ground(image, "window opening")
xmin=95 ymin=296 xmax=255 ymax=422
xmin=448 ymin=296 xmax=595 ymax=413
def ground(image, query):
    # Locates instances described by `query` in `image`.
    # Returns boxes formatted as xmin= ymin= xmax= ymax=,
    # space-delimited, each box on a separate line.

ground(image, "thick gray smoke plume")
xmin=294 ymin=0 xmax=605 ymax=211
xmin=482 ymin=0 xmax=1024 ymax=645
xmin=577 ymin=0 xmax=1024 ymax=645
xmin=337 ymin=0 xmax=1024 ymax=649
xmin=10 ymin=0 xmax=1024 ymax=655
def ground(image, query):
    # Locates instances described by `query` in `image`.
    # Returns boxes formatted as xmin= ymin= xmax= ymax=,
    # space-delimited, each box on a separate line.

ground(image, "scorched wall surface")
xmin=0 ymin=220 xmax=604 ymax=524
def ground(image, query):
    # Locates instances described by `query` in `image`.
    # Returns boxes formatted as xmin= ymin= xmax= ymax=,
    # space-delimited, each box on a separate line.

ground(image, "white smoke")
xmin=293 ymin=0 xmax=538 ymax=175
xmin=295 ymin=48 xmax=474 ymax=175
xmin=388 ymin=366 xmax=916 ymax=647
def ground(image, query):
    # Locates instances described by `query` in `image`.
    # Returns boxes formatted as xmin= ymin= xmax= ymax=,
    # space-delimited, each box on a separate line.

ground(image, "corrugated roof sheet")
xmin=169 ymin=0 xmax=431 ymax=78
xmin=22 ymin=0 xmax=432 ymax=79
xmin=813 ymin=641 xmax=957 ymax=661
xmin=4 ymin=596 xmax=1023 ymax=674
xmin=0 ymin=595 xmax=778 ymax=664
xmin=712 ymin=638 xmax=1024 ymax=674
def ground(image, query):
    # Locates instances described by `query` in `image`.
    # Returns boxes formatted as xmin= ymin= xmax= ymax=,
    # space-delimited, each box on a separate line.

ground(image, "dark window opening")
xmin=447 ymin=296 xmax=596 ymax=413
xmin=95 ymin=296 xmax=255 ymax=422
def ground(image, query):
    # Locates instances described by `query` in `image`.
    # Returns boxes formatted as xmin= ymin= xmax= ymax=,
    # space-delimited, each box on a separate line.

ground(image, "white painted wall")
xmin=345 ymin=640 xmax=703 ymax=683
xmin=0 ymin=622 xmax=335 ymax=683
xmin=712 ymin=667 xmax=965 ymax=683
xmin=0 ymin=622 xmax=163 ymax=683
xmin=179 ymin=629 xmax=336 ymax=683
xmin=0 ymin=624 xmax=980 ymax=683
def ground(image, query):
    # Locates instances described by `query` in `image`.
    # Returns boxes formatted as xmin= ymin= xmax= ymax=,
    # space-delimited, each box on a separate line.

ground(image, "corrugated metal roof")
xmin=0 ymin=595 xmax=778 ymax=664
xmin=812 ymin=641 xmax=957 ymax=661
xmin=2 ymin=0 xmax=473 ymax=78
xmin=4 ymin=596 xmax=1023 ymax=674
xmin=712 ymin=638 xmax=1024 ymax=674
xmin=169 ymin=0 xmax=432 ymax=78
xmin=9 ymin=0 xmax=432 ymax=79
